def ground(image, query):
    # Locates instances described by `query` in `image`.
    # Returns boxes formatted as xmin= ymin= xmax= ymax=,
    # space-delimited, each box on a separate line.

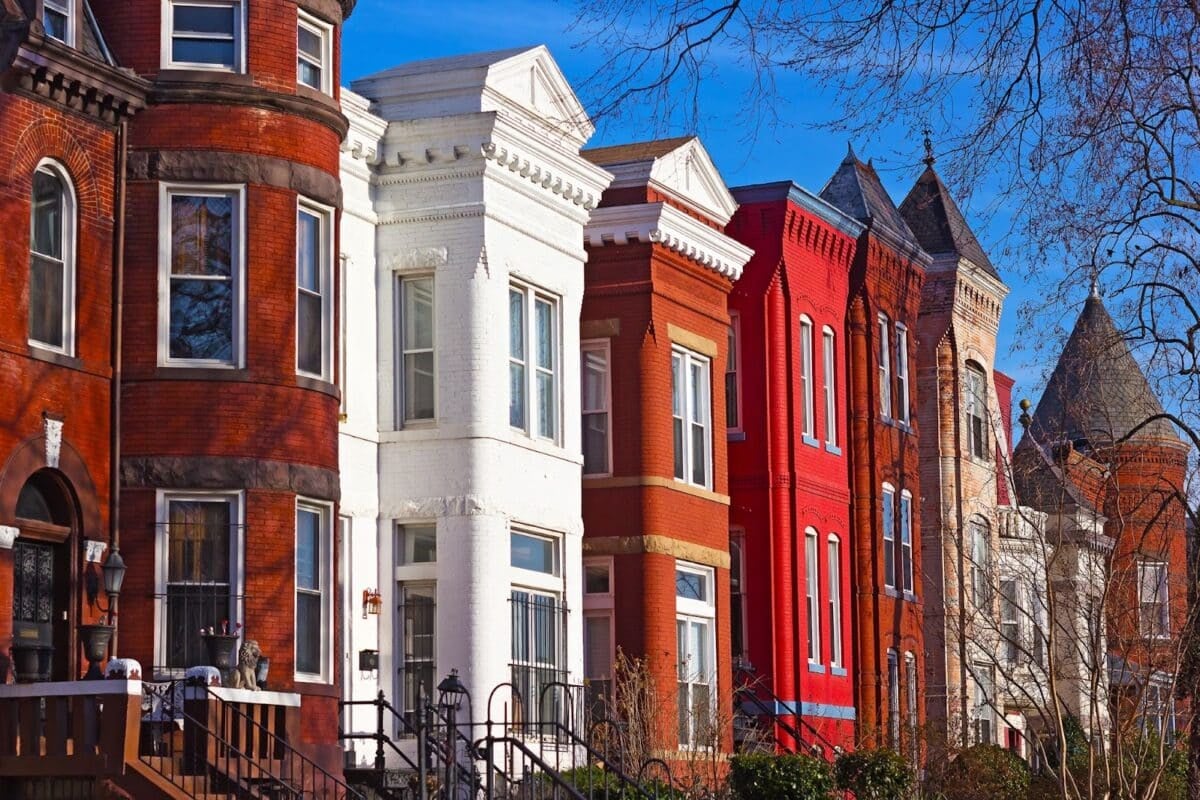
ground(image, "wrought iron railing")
xmin=733 ymin=663 xmax=840 ymax=760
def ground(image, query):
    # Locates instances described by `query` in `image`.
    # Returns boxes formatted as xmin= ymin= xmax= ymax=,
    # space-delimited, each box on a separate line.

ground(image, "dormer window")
xmin=165 ymin=1 xmax=243 ymax=72
xmin=42 ymin=0 xmax=72 ymax=44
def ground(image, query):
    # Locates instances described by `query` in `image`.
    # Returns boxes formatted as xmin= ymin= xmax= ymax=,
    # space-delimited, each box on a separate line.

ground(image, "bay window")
xmin=672 ymin=347 xmax=712 ymax=488
xmin=165 ymin=1 xmax=243 ymax=71
xmin=509 ymin=284 xmax=558 ymax=440
xmin=399 ymin=276 xmax=435 ymax=422
xmin=581 ymin=340 xmax=611 ymax=475
xmin=676 ymin=563 xmax=715 ymax=748
xmin=297 ymin=201 xmax=332 ymax=379
xmin=295 ymin=501 xmax=331 ymax=680
xmin=297 ymin=10 xmax=333 ymax=93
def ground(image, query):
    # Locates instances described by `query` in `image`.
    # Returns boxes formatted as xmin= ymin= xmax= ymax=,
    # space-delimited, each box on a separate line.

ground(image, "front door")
xmin=12 ymin=540 xmax=56 ymax=680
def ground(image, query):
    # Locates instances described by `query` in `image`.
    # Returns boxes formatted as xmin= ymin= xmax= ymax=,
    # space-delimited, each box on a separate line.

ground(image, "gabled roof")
xmin=818 ymin=146 xmax=922 ymax=253
xmin=582 ymin=135 xmax=739 ymax=225
xmin=352 ymin=45 xmax=594 ymax=145
xmin=1025 ymin=292 xmax=1180 ymax=448
xmin=898 ymin=165 xmax=998 ymax=278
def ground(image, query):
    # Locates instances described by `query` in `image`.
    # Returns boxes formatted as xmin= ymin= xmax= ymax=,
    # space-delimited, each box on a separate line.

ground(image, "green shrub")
xmin=551 ymin=765 xmax=681 ymax=799
xmin=935 ymin=744 xmax=1030 ymax=800
xmin=728 ymin=753 xmax=835 ymax=800
xmin=834 ymin=748 xmax=914 ymax=800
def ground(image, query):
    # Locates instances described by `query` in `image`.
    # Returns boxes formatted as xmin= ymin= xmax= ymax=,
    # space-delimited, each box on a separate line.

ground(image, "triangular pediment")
xmin=481 ymin=45 xmax=594 ymax=145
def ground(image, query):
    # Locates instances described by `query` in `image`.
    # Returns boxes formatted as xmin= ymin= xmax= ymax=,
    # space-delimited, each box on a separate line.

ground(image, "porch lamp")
xmin=437 ymin=670 xmax=470 ymax=794
xmin=102 ymin=548 xmax=127 ymax=601
xmin=437 ymin=669 xmax=468 ymax=710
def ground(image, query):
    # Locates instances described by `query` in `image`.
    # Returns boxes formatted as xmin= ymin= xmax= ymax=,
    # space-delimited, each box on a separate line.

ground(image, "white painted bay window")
xmin=297 ymin=201 xmax=332 ymax=379
xmin=399 ymin=276 xmax=435 ymax=422
xmin=160 ymin=185 xmax=243 ymax=366
xmin=297 ymin=10 xmax=333 ymax=93
xmin=672 ymin=347 xmax=712 ymax=488
xmin=295 ymin=501 xmax=331 ymax=681
xmin=509 ymin=284 xmax=559 ymax=440
xmin=676 ymin=563 xmax=715 ymax=748
xmin=29 ymin=161 xmax=75 ymax=354
xmin=1000 ymin=579 xmax=1020 ymax=663
xmin=165 ymin=1 xmax=243 ymax=71
xmin=581 ymin=340 xmax=611 ymax=475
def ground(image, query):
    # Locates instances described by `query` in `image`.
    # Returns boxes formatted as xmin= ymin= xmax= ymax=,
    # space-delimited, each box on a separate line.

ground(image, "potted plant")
xmin=200 ymin=620 xmax=242 ymax=682
xmin=79 ymin=614 xmax=116 ymax=680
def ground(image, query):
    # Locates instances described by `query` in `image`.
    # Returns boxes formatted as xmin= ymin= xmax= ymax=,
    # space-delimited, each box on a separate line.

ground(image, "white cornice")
xmin=584 ymin=202 xmax=753 ymax=280
xmin=483 ymin=141 xmax=606 ymax=210
xmin=340 ymin=87 xmax=386 ymax=165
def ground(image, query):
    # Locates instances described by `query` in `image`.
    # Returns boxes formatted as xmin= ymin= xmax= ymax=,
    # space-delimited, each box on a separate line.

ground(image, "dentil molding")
xmin=482 ymin=141 xmax=599 ymax=210
xmin=584 ymin=202 xmax=753 ymax=280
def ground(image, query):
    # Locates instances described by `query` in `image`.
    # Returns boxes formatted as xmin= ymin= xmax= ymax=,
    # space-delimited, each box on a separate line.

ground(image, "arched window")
xmin=964 ymin=361 xmax=989 ymax=459
xmin=29 ymin=161 xmax=75 ymax=353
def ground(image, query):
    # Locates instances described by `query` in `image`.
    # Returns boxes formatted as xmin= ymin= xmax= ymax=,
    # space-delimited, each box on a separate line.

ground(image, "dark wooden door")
xmin=12 ymin=540 xmax=55 ymax=679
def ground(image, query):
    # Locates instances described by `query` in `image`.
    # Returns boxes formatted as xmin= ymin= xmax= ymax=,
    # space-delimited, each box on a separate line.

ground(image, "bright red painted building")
xmin=725 ymin=181 xmax=863 ymax=752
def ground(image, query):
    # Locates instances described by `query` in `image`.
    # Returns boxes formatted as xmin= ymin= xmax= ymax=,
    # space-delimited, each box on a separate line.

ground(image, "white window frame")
xmin=509 ymin=282 xmax=560 ymax=442
xmin=972 ymin=663 xmax=996 ymax=745
xmin=965 ymin=361 xmax=990 ymax=460
xmin=895 ymin=322 xmax=910 ymax=425
xmin=581 ymin=338 xmax=612 ymax=477
xmin=294 ymin=499 xmax=333 ymax=682
xmin=29 ymin=159 xmax=77 ymax=356
xmin=905 ymin=652 xmax=918 ymax=760
xmin=882 ymin=483 xmax=896 ymax=590
xmin=397 ymin=274 xmax=436 ymax=425
xmin=827 ymin=534 xmax=843 ymax=668
xmin=337 ymin=254 xmax=348 ymax=419
xmin=672 ymin=346 xmax=713 ymax=489
xmin=42 ymin=0 xmax=74 ymax=45
xmin=1138 ymin=560 xmax=1170 ymax=639
xmin=1000 ymin=578 xmax=1021 ymax=663
xmin=970 ymin=516 xmax=992 ymax=610
xmin=675 ymin=562 xmax=716 ymax=749
xmin=822 ymin=326 xmax=837 ymax=449
xmin=509 ymin=528 xmax=563 ymax=591
xmin=878 ymin=313 xmax=892 ymax=420
xmin=296 ymin=9 xmax=333 ymax=94
xmin=296 ymin=198 xmax=334 ymax=380
xmin=888 ymin=648 xmax=900 ymax=748
xmin=799 ymin=315 xmax=815 ymax=441
xmin=158 ymin=183 xmax=245 ymax=368
xmin=725 ymin=314 xmax=742 ymax=433
xmin=805 ymin=527 xmax=821 ymax=664
xmin=899 ymin=490 xmax=914 ymax=594
xmin=162 ymin=0 xmax=246 ymax=72
xmin=730 ymin=529 xmax=748 ymax=661
xmin=582 ymin=557 xmax=615 ymax=692
xmin=153 ymin=490 xmax=245 ymax=679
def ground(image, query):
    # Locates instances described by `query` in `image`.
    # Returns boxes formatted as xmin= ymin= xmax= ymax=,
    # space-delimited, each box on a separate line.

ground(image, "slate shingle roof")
xmin=898 ymin=166 xmax=998 ymax=279
xmin=818 ymin=147 xmax=921 ymax=252
xmin=1025 ymin=293 xmax=1180 ymax=448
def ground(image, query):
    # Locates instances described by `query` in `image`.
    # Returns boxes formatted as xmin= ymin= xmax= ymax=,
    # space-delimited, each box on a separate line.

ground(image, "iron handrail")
xmin=734 ymin=671 xmax=839 ymax=758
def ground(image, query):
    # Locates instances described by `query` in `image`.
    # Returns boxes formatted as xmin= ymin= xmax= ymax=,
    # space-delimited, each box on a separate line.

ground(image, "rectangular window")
xmin=397 ymin=524 xmax=436 ymax=565
xmin=730 ymin=532 xmax=747 ymax=660
xmin=725 ymin=316 xmax=740 ymax=430
xmin=888 ymin=649 xmax=900 ymax=748
xmin=166 ymin=1 xmax=242 ymax=71
xmin=965 ymin=364 xmax=989 ymax=459
xmin=828 ymin=537 xmax=842 ymax=667
xmin=971 ymin=518 xmax=992 ymax=610
xmin=1000 ymin=580 xmax=1020 ymax=663
xmin=297 ymin=10 xmax=332 ymax=93
xmin=509 ymin=284 xmax=558 ymax=440
xmin=878 ymin=314 xmax=891 ymax=420
xmin=511 ymin=530 xmax=560 ymax=576
xmin=1138 ymin=561 xmax=1169 ymax=638
xmin=973 ymin=664 xmax=995 ymax=745
xmin=905 ymin=653 xmax=918 ymax=762
xmin=799 ymin=316 xmax=815 ymax=439
xmin=338 ymin=255 xmax=348 ymax=417
xmin=581 ymin=340 xmax=611 ymax=475
xmin=297 ymin=202 xmax=332 ymax=379
xmin=42 ymin=0 xmax=70 ymax=43
xmin=676 ymin=563 xmax=715 ymax=748
xmin=895 ymin=323 xmax=910 ymax=424
xmin=882 ymin=486 xmax=896 ymax=590
xmin=822 ymin=327 xmax=837 ymax=447
xmin=900 ymin=491 xmax=914 ymax=593
xmin=161 ymin=186 xmax=242 ymax=366
xmin=295 ymin=501 xmax=330 ymax=680
xmin=159 ymin=495 xmax=240 ymax=674
xmin=583 ymin=558 xmax=614 ymax=713
xmin=805 ymin=529 xmax=820 ymax=663
xmin=29 ymin=165 xmax=75 ymax=354
xmin=672 ymin=348 xmax=712 ymax=488
xmin=511 ymin=589 xmax=568 ymax=723
xmin=398 ymin=583 xmax=435 ymax=731
xmin=399 ymin=276 xmax=435 ymax=422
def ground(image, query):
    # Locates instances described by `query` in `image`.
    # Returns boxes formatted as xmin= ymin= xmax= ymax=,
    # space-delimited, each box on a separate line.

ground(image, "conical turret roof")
xmin=818 ymin=147 xmax=922 ymax=252
xmin=1026 ymin=292 xmax=1179 ymax=448
xmin=898 ymin=165 xmax=998 ymax=278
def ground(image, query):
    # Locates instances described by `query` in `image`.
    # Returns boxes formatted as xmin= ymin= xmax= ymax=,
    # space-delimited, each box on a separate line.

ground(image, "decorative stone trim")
xmin=83 ymin=539 xmax=107 ymax=563
xmin=127 ymin=151 xmax=342 ymax=208
xmin=121 ymin=457 xmax=339 ymax=502
xmin=667 ymin=324 xmax=718 ymax=358
xmin=581 ymin=474 xmax=729 ymax=505
xmin=582 ymin=534 xmax=731 ymax=570
xmin=581 ymin=318 xmax=621 ymax=339
xmin=482 ymin=141 xmax=598 ymax=210
xmin=584 ymin=202 xmax=752 ymax=280
xmin=150 ymin=74 xmax=349 ymax=139
xmin=0 ymin=525 xmax=18 ymax=549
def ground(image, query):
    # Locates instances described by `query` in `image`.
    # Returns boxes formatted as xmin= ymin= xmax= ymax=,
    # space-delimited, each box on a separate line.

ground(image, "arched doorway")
xmin=11 ymin=470 xmax=78 ymax=682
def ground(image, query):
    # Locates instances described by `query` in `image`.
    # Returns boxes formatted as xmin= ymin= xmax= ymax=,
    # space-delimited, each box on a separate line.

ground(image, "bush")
xmin=551 ymin=765 xmax=681 ymax=799
xmin=728 ymin=753 xmax=835 ymax=800
xmin=834 ymin=748 xmax=914 ymax=800
xmin=935 ymin=744 xmax=1030 ymax=800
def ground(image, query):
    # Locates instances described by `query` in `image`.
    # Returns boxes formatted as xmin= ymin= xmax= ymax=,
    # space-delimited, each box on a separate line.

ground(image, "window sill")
xmin=802 ymin=435 xmax=821 ymax=449
xmin=727 ymin=431 xmax=746 ymax=442
xmin=824 ymin=443 xmax=842 ymax=456
xmin=831 ymin=666 xmax=848 ymax=677
xmin=292 ymin=678 xmax=339 ymax=696
xmin=28 ymin=346 xmax=82 ymax=371
xmin=807 ymin=662 xmax=825 ymax=674
xmin=885 ymin=587 xmax=918 ymax=602
xmin=296 ymin=374 xmax=339 ymax=397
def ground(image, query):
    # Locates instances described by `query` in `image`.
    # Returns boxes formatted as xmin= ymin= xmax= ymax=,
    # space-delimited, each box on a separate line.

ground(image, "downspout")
xmin=949 ymin=345 xmax=969 ymax=749
xmin=109 ymin=118 xmax=128 ymax=656
xmin=848 ymin=295 xmax=878 ymax=733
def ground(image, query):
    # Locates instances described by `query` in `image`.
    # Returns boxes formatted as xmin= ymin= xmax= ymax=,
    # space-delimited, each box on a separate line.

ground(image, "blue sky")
xmin=343 ymin=0 xmax=1075 ymax=408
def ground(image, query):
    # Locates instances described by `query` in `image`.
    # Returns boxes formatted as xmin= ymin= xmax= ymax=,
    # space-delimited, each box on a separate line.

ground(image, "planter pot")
xmin=201 ymin=634 xmax=239 ymax=683
xmin=11 ymin=643 xmax=50 ymax=683
xmin=78 ymin=624 xmax=114 ymax=680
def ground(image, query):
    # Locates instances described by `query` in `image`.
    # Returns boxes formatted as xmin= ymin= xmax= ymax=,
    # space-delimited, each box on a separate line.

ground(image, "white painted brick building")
xmin=338 ymin=47 xmax=611 ymax=757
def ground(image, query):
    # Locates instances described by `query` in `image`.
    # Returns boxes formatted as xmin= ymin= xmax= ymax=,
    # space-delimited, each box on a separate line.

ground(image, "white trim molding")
xmin=584 ymin=202 xmax=753 ymax=281
xmin=482 ymin=141 xmax=600 ymax=210
xmin=0 ymin=525 xmax=18 ymax=550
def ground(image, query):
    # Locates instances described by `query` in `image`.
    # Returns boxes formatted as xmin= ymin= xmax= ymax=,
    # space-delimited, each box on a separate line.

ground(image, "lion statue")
xmin=228 ymin=639 xmax=261 ymax=691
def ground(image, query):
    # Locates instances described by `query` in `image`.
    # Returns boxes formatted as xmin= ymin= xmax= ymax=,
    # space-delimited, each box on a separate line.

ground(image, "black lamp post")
xmin=438 ymin=670 xmax=470 ymax=797
xmin=101 ymin=548 xmax=126 ymax=600
xmin=80 ymin=547 xmax=127 ymax=678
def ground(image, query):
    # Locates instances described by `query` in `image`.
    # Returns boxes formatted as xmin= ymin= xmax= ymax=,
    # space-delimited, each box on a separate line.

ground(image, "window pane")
xmin=170 ymin=278 xmax=233 ymax=360
xmin=584 ymin=564 xmax=610 ymax=594
xmin=401 ymin=525 xmax=436 ymax=564
xmin=691 ymin=422 xmax=706 ymax=485
xmin=167 ymin=500 xmax=231 ymax=583
xmin=299 ymin=60 xmax=322 ymax=89
xmin=297 ymin=290 xmax=322 ymax=375
xmin=537 ymin=370 xmax=555 ymax=438
xmin=31 ymin=170 xmax=64 ymax=259
xmin=172 ymin=38 xmax=235 ymax=66
xmin=511 ymin=532 xmax=556 ymax=574
xmin=403 ymin=278 xmax=433 ymax=351
xmin=296 ymin=508 xmax=320 ymax=590
xmin=29 ymin=255 xmax=64 ymax=348
xmin=43 ymin=7 xmax=67 ymax=41
xmin=171 ymin=195 xmax=232 ymax=277
xmin=404 ymin=352 xmax=435 ymax=420
xmin=689 ymin=362 xmax=705 ymax=424
xmin=508 ymin=289 xmax=524 ymax=359
xmin=582 ymin=348 xmax=607 ymax=410
xmin=583 ymin=413 xmax=608 ymax=474
xmin=298 ymin=25 xmax=322 ymax=59
xmin=675 ymin=570 xmax=706 ymax=602
xmin=297 ymin=211 xmax=320 ymax=291
xmin=509 ymin=363 xmax=526 ymax=428
xmin=296 ymin=592 xmax=322 ymax=673
xmin=883 ymin=491 xmax=895 ymax=588
xmin=535 ymin=299 xmax=553 ymax=369
xmin=174 ymin=5 xmax=234 ymax=34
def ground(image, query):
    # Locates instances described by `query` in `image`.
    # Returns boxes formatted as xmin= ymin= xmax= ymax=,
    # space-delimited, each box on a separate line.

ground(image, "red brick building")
xmin=579 ymin=137 xmax=752 ymax=754
xmin=819 ymin=149 xmax=929 ymax=750
xmin=724 ymin=182 xmax=862 ymax=752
